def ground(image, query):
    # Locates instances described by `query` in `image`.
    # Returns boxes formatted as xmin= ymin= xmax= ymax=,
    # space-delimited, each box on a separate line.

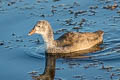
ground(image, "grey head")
xmin=28 ymin=20 xmax=51 ymax=36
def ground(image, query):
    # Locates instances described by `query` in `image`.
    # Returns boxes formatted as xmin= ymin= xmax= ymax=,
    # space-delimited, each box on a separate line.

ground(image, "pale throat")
xmin=41 ymin=31 xmax=55 ymax=48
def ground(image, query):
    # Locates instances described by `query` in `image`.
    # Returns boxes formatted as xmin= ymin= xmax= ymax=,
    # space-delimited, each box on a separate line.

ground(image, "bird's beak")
xmin=28 ymin=28 xmax=36 ymax=36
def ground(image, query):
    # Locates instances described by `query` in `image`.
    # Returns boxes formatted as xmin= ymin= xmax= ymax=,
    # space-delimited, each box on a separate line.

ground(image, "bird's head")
xmin=28 ymin=20 xmax=50 ymax=36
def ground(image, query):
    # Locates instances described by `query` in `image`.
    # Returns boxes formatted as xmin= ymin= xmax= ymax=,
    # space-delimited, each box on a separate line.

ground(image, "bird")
xmin=28 ymin=20 xmax=104 ymax=53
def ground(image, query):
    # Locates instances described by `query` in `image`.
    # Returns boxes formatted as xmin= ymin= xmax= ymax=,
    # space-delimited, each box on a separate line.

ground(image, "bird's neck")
xmin=41 ymin=26 xmax=56 ymax=49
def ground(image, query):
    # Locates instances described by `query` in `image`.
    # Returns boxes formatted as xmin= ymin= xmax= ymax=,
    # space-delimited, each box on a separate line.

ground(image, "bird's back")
xmin=55 ymin=30 xmax=104 ymax=51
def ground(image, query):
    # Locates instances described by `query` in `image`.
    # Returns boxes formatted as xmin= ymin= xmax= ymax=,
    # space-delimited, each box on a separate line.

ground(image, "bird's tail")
xmin=95 ymin=30 xmax=104 ymax=36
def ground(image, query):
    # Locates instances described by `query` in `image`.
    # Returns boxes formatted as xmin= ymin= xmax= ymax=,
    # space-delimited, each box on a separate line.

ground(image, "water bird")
xmin=28 ymin=20 xmax=104 ymax=53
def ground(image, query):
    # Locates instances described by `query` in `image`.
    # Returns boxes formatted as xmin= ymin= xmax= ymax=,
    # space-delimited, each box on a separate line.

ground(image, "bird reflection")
xmin=31 ymin=45 xmax=103 ymax=80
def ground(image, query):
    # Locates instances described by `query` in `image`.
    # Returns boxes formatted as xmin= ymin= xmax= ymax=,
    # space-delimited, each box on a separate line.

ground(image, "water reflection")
xmin=31 ymin=46 xmax=102 ymax=80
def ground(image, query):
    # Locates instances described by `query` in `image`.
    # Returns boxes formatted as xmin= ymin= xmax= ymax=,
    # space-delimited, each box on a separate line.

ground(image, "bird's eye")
xmin=38 ymin=26 xmax=40 ymax=27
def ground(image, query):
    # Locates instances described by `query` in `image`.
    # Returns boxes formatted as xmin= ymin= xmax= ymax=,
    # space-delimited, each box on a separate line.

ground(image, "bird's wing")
xmin=56 ymin=32 xmax=82 ymax=47
xmin=56 ymin=31 xmax=104 ymax=47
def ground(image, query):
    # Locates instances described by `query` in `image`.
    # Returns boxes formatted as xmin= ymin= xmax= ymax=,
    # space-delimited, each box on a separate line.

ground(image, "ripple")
xmin=24 ymin=44 xmax=45 ymax=59
xmin=90 ymin=39 xmax=120 ymax=61
xmin=24 ymin=38 xmax=120 ymax=61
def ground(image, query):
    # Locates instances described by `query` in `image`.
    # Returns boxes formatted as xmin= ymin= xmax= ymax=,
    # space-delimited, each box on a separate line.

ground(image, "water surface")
xmin=0 ymin=0 xmax=120 ymax=80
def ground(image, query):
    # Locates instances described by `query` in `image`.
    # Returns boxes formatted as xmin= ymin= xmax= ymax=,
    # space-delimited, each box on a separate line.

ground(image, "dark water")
xmin=0 ymin=0 xmax=120 ymax=80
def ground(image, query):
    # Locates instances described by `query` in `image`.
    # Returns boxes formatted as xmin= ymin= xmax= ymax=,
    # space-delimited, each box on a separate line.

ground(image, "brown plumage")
xmin=28 ymin=20 xmax=104 ymax=53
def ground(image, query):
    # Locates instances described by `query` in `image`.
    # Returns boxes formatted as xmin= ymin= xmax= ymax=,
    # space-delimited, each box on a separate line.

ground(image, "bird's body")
xmin=28 ymin=20 xmax=104 ymax=53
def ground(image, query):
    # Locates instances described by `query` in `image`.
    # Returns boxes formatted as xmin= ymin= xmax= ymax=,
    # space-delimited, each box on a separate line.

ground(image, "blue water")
xmin=0 ymin=0 xmax=120 ymax=80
